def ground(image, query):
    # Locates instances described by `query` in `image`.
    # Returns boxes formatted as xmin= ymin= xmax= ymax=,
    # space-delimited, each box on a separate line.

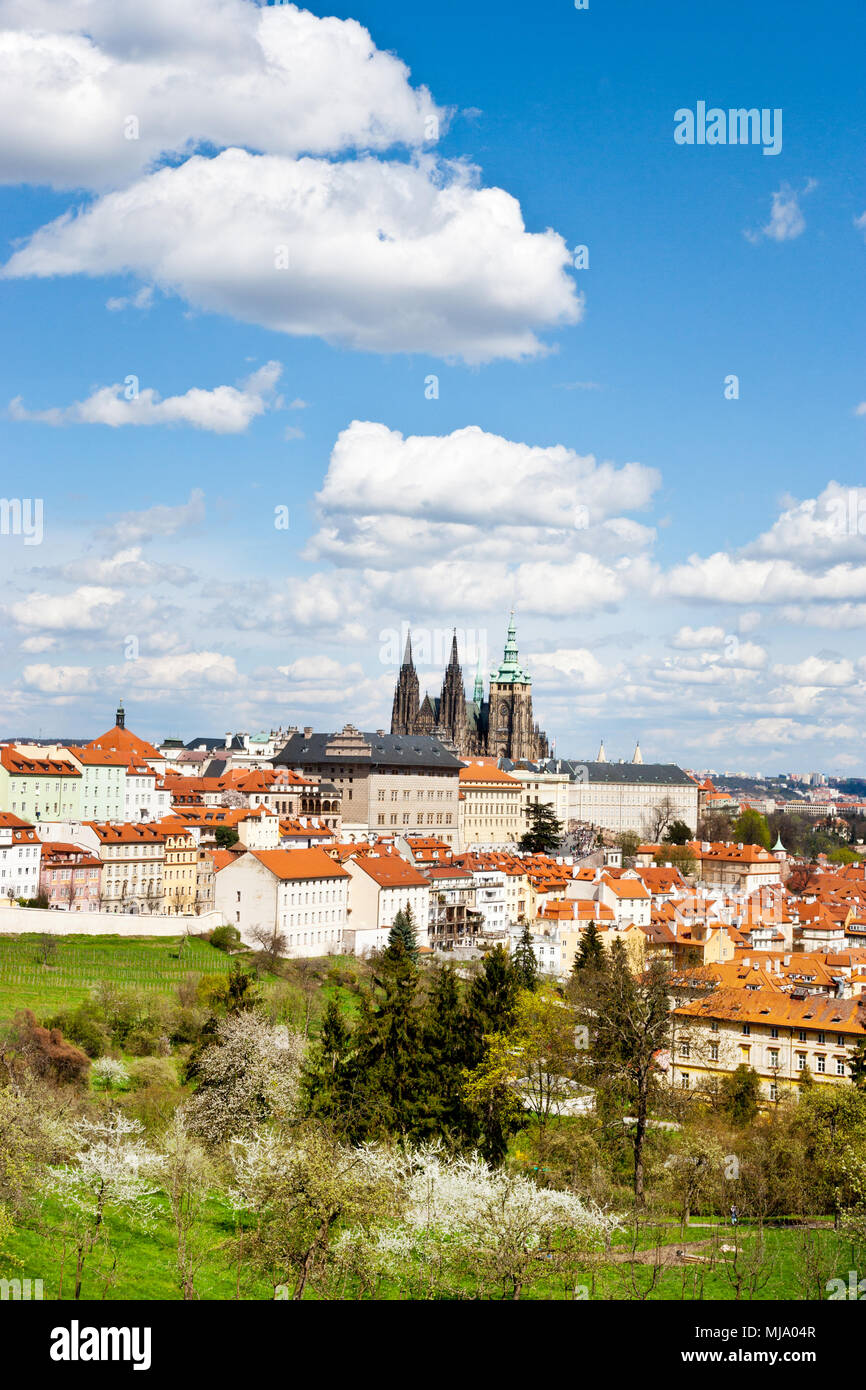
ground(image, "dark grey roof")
xmin=203 ymin=758 xmax=228 ymax=778
xmin=184 ymin=736 xmax=244 ymax=751
xmin=545 ymin=759 xmax=696 ymax=787
xmin=275 ymin=731 xmax=463 ymax=770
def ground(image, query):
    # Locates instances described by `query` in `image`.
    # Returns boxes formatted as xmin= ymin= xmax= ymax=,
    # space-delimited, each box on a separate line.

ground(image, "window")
xmin=769 ymin=1082 xmax=778 ymax=1102
xmin=836 ymin=1058 xmax=847 ymax=1076
xmin=797 ymin=1029 xmax=807 ymax=1042
xmin=710 ymin=1020 xmax=719 ymax=1033
xmin=742 ymin=1023 xmax=751 ymax=1036
xmin=710 ymin=1042 xmax=719 ymax=1061
xmin=797 ymin=1053 xmax=806 ymax=1070
xmin=768 ymin=1049 xmax=779 ymax=1068
xmin=679 ymin=1040 xmax=690 ymax=1058
xmin=817 ymin=1031 xmax=826 ymax=1045
xmin=816 ymin=1055 xmax=825 ymax=1073
xmin=680 ymin=1073 xmax=690 ymax=1089
xmin=770 ymin=1026 xmax=779 ymax=1039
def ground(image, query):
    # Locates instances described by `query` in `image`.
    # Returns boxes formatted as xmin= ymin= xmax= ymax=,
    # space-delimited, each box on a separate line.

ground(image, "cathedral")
xmin=390 ymin=615 xmax=549 ymax=761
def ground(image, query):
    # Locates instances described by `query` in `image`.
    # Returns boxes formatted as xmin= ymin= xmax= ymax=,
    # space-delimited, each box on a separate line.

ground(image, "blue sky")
xmin=0 ymin=0 xmax=864 ymax=774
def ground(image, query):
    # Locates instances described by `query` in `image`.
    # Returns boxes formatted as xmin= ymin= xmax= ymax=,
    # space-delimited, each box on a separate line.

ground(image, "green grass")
xmin=0 ymin=1209 xmax=852 ymax=1300
xmin=0 ymin=934 xmax=235 ymax=1014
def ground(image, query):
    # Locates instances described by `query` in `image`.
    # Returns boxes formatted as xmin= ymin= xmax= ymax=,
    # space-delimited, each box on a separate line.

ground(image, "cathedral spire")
xmin=448 ymin=628 xmax=460 ymax=668
xmin=390 ymin=628 xmax=419 ymax=735
xmin=116 ymin=700 xmax=125 ymax=729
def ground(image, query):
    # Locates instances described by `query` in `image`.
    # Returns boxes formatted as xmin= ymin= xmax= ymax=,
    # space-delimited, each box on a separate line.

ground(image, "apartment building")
xmin=275 ymin=725 xmax=462 ymax=845
xmin=0 ymin=747 xmax=82 ymax=821
xmin=214 ymin=847 xmax=350 ymax=955
xmin=458 ymin=761 xmax=523 ymax=849
xmin=672 ymin=987 xmax=866 ymax=1101
xmin=82 ymin=822 xmax=166 ymax=913
xmin=343 ymin=850 xmax=431 ymax=955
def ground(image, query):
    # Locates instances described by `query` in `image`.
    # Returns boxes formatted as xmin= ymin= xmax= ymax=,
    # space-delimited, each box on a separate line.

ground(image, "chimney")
xmin=304 ymin=727 xmax=313 ymax=739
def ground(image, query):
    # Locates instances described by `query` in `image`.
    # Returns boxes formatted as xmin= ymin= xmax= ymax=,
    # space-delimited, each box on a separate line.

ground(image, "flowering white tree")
xmin=185 ymin=1011 xmax=305 ymax=1145
xmin=46 ymin=1112 xmax=163 ymax=1299
xmin=342 ymin=1143 xmax=621 ymax=1300
xmin=228 ymin=1127 xmax=394 ymax=1300
xmin=91 ymin=1057 xmax=130 ymax=1092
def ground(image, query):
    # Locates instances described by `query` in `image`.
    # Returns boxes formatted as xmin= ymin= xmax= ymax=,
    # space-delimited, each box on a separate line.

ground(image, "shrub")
xmin=11 ymin=1009 xmax=90 ymax=1086
xmin=210 ymin=924 xmax=242 ymax=953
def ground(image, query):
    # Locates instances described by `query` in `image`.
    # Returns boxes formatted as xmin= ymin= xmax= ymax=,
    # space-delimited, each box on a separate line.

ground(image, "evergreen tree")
xmin=573 ymin=920 xmax=606 ymax=974
xmin=512 ymin=923 xmax=539 ymax=990
xmin=466 ymin=945 xmax=520 ymax=1061
xmin=419 ymin=964 xmax=476 ymax=1146
xmin=344 ymin=937 xmax=425 ymax=1140
xmin=387 ymin=904 xmax=420 ymax=962
xmin=518 ymin=803 xmax=564 ymax=853
xmin=300 ymin=999 xmax=353 ymax=1124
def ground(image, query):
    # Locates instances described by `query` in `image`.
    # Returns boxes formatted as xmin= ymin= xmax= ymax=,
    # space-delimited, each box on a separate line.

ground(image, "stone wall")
xmin=0 ymin=905 xmax=225 ymax=937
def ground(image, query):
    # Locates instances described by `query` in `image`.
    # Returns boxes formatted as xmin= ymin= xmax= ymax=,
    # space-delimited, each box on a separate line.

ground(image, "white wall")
xmin=0 ymin=904 xmax=224 ymax=936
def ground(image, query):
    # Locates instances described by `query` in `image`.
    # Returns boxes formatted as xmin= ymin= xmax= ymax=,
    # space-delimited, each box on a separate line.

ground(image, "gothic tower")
xmin=487 ymin=612 xmax=546 ymax=761
xmin=438 ymin=630 xmax=468 ymax=747
xmin=390 ymin=630 xmax=419 ymax=735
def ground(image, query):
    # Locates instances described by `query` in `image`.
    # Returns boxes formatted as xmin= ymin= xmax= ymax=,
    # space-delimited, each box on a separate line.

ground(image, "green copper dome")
xmin=490 ymin=612 xmax=531 ymax=685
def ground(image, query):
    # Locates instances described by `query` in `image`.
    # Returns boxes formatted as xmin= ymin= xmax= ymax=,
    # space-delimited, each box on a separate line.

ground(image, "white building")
xmin=546 ymin=758 xmax=699 ymax=837
xmin=214 ymin=847 xmax=350 ymax=955
xmin=0 ymin=813 xmax=42 ymax=901
xmin=344 ymin=851 xmax=431 ymax=956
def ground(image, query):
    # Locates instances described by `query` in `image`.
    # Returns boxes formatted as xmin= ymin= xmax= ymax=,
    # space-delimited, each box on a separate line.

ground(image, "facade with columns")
xmin=390 ymin=615 xmax=548 ymax=762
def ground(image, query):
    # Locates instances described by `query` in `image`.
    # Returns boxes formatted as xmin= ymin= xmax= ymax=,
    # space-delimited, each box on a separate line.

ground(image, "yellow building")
xmin=156 ymin=818 xmax=198 ymax=916
xmin=671 ymin=987 xmax=866 ymax=1102
xmin=458 ymin=761 xmax=523 ymax=848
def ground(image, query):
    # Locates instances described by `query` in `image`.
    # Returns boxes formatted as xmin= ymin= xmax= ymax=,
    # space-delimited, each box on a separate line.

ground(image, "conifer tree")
xmin=300 ymin=999 xmax=352 ymax=1124
xmin=466 ymin=945 xmax=520 ymax=1062
xmin=512 ymin=923 xmax=539 ymax=991
xmin=387 ymin=904 xmax=420 ymax=962
xmin=573 ymin=920 xmax=606 ymax=974
xmin=419 ymin=963 xmax=476 ymax=1146
xmin=345 ymin=936 xmax=425 ymax=1140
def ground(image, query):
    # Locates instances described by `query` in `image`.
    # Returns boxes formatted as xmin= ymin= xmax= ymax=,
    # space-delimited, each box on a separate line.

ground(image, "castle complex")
xmin=390 ymin=615 xmax=549 ymax=761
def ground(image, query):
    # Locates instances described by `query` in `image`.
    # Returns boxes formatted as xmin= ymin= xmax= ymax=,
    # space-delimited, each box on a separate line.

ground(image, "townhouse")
xmin=0 ymin=747 xmax=82 ymax=821
xmin=343 ymin=850 xmax=431 ymax=956
xmin=0 ymin=812 xmax=42 ymax=902
xmin=65 ymin=746 xmax=127 ymax=820
xmin=153 ymin=818 xmax=198 ymax=916
xmin=39 ymin=842 xmax=102 ymax=911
